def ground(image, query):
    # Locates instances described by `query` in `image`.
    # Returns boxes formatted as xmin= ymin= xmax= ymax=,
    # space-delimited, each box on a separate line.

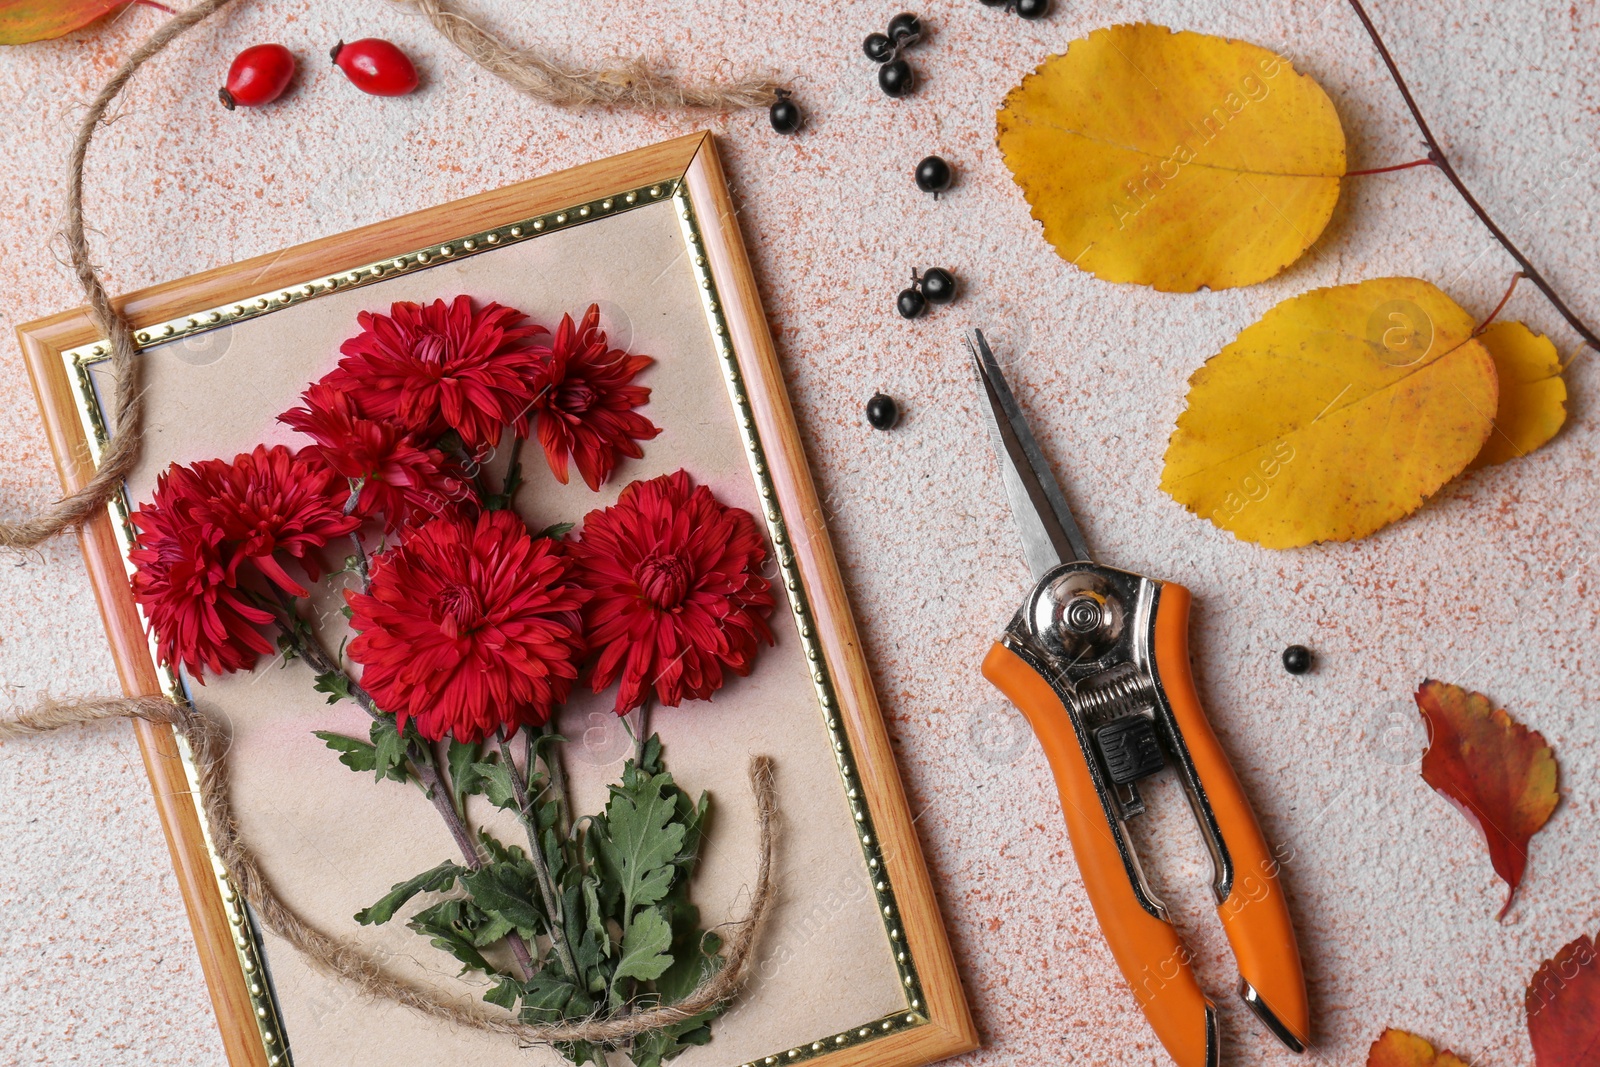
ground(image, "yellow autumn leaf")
xmin=997 ymin=23 xmax=1346 ymax=292
xmin=1161 ymin=277 xmax=1497 ymax=548
xmin=1469 ymin=321 xmax=1566 ymax=469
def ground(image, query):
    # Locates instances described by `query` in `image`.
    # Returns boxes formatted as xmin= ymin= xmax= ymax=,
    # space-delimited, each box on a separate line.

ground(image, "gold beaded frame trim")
xmin=61 ymin=177 xmax=929 ymax=1067
xmin=65 ymin=336 xmax=295 ymax=1061
xmin=668 ymin=186 xmax=929 ymax=1064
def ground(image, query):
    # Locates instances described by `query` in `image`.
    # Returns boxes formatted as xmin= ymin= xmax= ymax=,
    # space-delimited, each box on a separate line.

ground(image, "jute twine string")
xmin=0 ymin=0 xmax=244 ymax=549
xmin=0 ymin=0 xmax=782 ymax=549
xmin=0 ymin=0 xmax=785 ymax=1042
xmin=0 ymin=697 xmax=779 ymax=1044
xmin=392 ymin=0 xmax=784 ymax=109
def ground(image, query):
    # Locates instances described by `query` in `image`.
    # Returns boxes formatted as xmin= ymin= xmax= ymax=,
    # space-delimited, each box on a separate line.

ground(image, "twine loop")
xmin=0 ymin=696 xmax=778 ymax=1044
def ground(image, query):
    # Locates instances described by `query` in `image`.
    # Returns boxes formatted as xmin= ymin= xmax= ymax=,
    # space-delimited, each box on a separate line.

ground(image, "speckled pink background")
xmin=0 ymin=2 xmax=1594 ymax=1066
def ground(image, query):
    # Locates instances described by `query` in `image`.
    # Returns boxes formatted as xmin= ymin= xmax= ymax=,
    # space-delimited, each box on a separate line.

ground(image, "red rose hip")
xmin=219 ymin=43 xmax=296 ymax=110
xmin=331 ymin=38 xmax=419 ymax=97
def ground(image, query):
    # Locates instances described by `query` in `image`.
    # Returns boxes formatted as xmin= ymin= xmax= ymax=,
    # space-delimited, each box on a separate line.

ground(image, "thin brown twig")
xmin=1346 ymin=0 xmax=1598 ymax=351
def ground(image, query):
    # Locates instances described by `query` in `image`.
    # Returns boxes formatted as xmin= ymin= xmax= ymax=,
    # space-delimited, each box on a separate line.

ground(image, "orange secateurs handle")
xmin=983 ymin=582 xmax=1308 ymax=1066
xmin=968 ymin=329 xmax=1308 ymax=1067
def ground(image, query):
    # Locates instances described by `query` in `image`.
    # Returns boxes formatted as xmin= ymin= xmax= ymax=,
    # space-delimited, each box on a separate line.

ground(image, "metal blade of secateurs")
xmin=967 ymin=329 xmax=1092 ymax=578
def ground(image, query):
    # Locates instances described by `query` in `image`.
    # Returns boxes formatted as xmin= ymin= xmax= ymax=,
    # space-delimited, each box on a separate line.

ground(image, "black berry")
xmin=886 ymin=12 xmax=923 ymax=45
xmin=1014 ymin=0 xmax=1050 ymax=17
xmin=878 ymin=58 xmax=915 ymax=97
xmin=918 ymin=267 xmax=957 ymax=304
xmin=769 ymin=91 xmax=802 ymax=134
xmin=896 ymin=287 xmax=927 ymax=319
xmin=863 ymin=32 xmax=894 ymax=62
xmin=915 ymin=155 xmax=952 ymax=194
xmin=1282 ymin=645 xmax=1313 ymax=675
xmin=866 ymin=393 xmax=900 ymax=430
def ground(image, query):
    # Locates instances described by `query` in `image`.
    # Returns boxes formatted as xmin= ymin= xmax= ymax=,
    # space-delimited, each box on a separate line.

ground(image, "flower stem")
xmin=415 ymin=746 xmax=537 ymax=979
xmin=1345 ymin=0 xmax=1598 ymax=352
xmin=342 ymin=481 xmax=370 ymax=587
xmin=274 ymin=608 xmax=537 ymax=980
xmin=416 ymin=753 xmax=483 ymax=859
xmin=499 ymin=435 xmax=526 ymax=509
xmin=536 ymin=721 xmax=571 ymax=839
xmin=633 ymin=702 xmax=650 ymax=768
xmin=498 ymin=735 xmax=580 ymax=982
xmin=282 ymin=616 xmax=376 ymax=713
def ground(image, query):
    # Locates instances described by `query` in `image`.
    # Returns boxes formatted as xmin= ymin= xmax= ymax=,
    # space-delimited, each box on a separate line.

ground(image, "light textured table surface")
xmin=0 ymin=1 xmax=1595 ymax=1065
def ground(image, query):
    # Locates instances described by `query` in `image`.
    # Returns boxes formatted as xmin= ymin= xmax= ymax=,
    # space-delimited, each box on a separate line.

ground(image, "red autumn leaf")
xmin=0 ymin=0 xmax=165 ymax=45
xmin=1414 ymin=680 xmax=1559 ymax=920
xmin=1366 ymin=1027 xmax=1472 ymax=1067
xmin=1527 ymin=931 xmax=1600 ymax=1067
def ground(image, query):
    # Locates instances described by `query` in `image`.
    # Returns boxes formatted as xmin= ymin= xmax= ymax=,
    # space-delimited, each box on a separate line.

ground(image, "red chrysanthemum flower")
xmin=187 ymin=444 xmax=361 ymax=597
xmin=569 ymin=470 xmax=775 ymax=714
xmin=523 ymin=304 xmax=660 ymax=491
xmin=333 ymin=295 xmax=548 ymax=453
xmin=280 ymin=382 xmax=468 ymax=530
xmin=130 ymin=464 xmax=276 ymax=679
xmin=345 ymin=510 xmax=587 ymax=742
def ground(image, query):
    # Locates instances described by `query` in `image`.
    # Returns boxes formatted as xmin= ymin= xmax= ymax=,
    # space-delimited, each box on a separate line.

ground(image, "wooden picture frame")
xmin=17 ymin=132 xmax=976 ymax=1067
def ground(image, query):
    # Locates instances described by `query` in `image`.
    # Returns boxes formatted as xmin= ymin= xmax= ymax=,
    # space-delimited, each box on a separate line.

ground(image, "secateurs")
xmin=968 ymin=330 xmax=1309 ymax=1067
